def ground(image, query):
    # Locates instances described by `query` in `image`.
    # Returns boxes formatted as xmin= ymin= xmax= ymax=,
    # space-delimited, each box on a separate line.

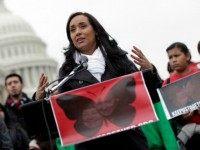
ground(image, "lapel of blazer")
xmin=69 ymin=68 xmax=99 ymax=84
xmin=101 ymin=64 xmax=117 ymax=81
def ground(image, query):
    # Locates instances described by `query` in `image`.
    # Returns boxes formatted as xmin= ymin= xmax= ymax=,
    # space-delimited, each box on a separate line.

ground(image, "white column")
xmin=4 ymin=47 xmax=8 ymax=58
xmin=9 ymin=47 xmax=12 ymax=58
xmin=31 ymin=67 xmax=38 ymax=87
xmin=49 ymin=67 xmax=53 ymax=81
xmin=47 ymin=66 xmax=52 ymax=81
xmin=28 ymin=67 xmax=33 ymax=85
xmin=43 ymin=66 xmax=49 ymax=81
xmin=34 ymin=66 xmax=39 ymax=78
xmin=15 ymin=69 xmax=21 ymax=75
xmin=0 ymin=49 xmax=2 ymax=59
xmin=38 ymin=66 xmax=44 ymax=77
xmin=18 ymin=46 xmax=21 ymax=56
xmin=23 ymin=68 xmax=30 ymax=87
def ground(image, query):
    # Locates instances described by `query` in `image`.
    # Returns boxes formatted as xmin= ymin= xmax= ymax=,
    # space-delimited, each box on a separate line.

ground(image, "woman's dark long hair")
xmin=197 ymin=41 xmax=200 ymax=55
xmin=60 ymin=12 xmax=128 ymax=77
xmin=167 ymin=62 xmax=173 ymax=73
xmin=66 ymin=12 xmax=119 ymax=55
xmin=166 ymin=42 xmax=192 ymax=62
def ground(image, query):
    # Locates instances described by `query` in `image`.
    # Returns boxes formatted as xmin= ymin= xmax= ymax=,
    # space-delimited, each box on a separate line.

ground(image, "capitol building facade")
xmin=0 ymin=0 xmax=58 ymax=102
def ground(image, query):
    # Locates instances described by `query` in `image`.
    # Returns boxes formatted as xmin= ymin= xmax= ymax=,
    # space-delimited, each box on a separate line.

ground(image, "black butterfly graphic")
xmin=57 ymin=76 xmax=136 ymax=137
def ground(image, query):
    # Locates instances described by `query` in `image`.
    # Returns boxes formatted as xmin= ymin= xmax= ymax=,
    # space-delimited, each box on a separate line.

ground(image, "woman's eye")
xmin=80 ymin=24 xmax=87 ymax=29
xmin=174 ymin=54 xmax=179 ymax=57
xmin=70 ymin=28 xmax=75 ymax=32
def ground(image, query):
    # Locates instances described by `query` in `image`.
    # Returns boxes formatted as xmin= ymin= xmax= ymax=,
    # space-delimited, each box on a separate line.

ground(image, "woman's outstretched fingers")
xmin=131 ymin=46 xmax=153 ymax=70
xmin=36 ymin=74 xmax=49 ymax=100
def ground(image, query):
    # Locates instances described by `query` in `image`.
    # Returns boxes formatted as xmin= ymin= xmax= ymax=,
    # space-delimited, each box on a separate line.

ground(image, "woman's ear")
xmin=186 ymin=53 xmax=191 ymax=62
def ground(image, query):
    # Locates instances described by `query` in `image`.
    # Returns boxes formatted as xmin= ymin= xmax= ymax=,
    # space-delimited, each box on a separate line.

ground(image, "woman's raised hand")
xmin=35 ymin=74 xmax=49 ymax=101
xmin=131 ymin=46 xmax=153 ymax=70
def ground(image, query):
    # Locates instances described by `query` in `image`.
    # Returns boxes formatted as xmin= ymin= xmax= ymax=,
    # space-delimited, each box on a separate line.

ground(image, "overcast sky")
xmin=5 ymin=0 xmax=200 ymax=79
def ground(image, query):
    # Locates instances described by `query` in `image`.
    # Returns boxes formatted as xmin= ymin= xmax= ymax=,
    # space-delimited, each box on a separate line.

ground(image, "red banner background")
xmin=50 ymin=72 xmax=157 ymax=146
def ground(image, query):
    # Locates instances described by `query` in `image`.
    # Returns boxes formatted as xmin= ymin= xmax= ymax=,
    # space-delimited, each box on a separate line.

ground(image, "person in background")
xmin=163 ymin=42 xmax=200 ymax=150
xmin=4 ymin=73 xmax=40 ymax=150
xmin=198 ymin=41 xmax=200 ymax=55
xmin=35 ymin=11 xmax=162 ymax=150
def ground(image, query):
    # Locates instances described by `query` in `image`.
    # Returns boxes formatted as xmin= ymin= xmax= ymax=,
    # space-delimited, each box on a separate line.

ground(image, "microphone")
xmin=80 ymin=56 xmax=88 ymax=68
xmin=74 ymin=55 xmax=88 ymax=72
xmin=48 ymin=56 xmax=88 ymax=94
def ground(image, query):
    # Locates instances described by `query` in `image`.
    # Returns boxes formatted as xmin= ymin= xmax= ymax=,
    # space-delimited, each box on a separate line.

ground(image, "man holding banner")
xmin=36 ymin=12 xmax=161 ymax=150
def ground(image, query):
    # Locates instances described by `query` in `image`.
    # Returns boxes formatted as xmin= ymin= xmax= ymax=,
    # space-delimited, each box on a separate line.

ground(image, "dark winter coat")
xmin=5 ymin=93 xmax=33 ymax=150
xmin=0 ymin=117 xmax=13 ymax=150
xmin=58 ymin=48 xmax=161 ymax=150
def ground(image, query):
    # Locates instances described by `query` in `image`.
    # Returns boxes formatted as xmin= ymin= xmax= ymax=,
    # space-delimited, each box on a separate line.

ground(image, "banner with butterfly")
xmin=158 ymin=71 xmax=200 ymax=119
xmin=50 ymin=71 xmax=158 ymax=146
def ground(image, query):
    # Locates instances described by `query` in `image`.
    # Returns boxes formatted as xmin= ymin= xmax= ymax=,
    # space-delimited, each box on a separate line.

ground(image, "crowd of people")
xmin=0 ymin=12 xmax=200 ymax=150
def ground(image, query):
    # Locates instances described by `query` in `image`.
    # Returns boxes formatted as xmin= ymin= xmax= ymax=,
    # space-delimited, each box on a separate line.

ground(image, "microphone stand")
xmin=39 ymin=56 xmax=87 ymax=150
xmin=44 ymin=62 xmax=87 ymax=101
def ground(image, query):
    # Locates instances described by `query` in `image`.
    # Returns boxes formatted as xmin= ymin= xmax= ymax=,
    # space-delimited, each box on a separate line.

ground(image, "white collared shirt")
xmin=74 ymin=47 xmax=105 ymax=81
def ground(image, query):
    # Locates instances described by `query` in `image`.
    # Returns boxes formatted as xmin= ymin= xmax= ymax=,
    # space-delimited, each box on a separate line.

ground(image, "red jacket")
xmin=163 ymin=62 xmax=200 ymax=85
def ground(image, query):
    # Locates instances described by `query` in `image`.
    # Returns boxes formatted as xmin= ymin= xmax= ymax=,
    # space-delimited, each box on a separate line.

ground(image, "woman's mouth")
xmin=76 ymin=38 xmax=85 ymax=44
xmin=173 ymin=64 xmax=180 ymax=68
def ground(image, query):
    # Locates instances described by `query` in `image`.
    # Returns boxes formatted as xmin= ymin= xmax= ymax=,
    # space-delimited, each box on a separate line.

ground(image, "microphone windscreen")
xmin=80 ymin=56 xmax=88 ymax=63
xmin=80 ymin=56 xmax=88 ymax=69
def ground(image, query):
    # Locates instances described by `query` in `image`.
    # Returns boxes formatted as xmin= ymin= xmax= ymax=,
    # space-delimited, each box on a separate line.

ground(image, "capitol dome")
xmin=0 ymin=0 xmax=58 ymax=101
xmin=0 ymin=66 xmax=6 ymax=102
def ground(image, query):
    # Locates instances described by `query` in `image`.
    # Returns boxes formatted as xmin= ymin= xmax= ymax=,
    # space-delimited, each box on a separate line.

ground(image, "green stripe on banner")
xmin=141 ymin=102 xmax=179 ymax=150
xmin=55 ymin=138 xmax=75 ymax=150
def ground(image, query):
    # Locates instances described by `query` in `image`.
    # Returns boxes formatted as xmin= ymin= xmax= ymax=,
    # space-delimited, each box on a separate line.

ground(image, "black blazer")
xmin=58 ymin=50 xmax=152 ymax=150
